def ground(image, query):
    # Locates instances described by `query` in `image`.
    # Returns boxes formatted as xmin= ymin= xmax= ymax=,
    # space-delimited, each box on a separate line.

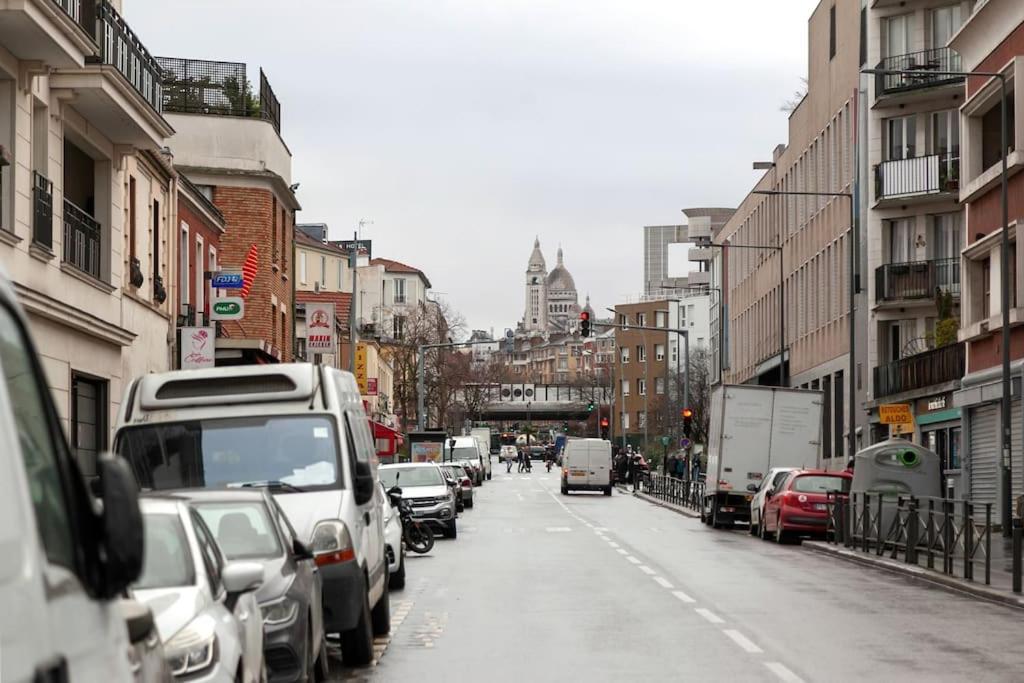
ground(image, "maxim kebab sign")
xmin=306 ymin=302 xmax=335 ymax=354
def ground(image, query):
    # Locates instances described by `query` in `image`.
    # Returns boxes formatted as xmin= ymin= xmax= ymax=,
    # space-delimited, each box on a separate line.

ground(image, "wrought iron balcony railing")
xmin=875 ymin=258 xmax=959 ymax=303
xmin=32 ymin=171 xmax=53 ymax=249
xmin=63 ymin=199 xmax=101 ymax=278
xmin=93 ymin=1 xmax=163 ymax=113
xmin=873 ymin=342 xmax=965 ymax=399
xmin=875 ymin=47 xmax=964 ymax=96
xmin=875 ymin=153 xmax=959 ymax=200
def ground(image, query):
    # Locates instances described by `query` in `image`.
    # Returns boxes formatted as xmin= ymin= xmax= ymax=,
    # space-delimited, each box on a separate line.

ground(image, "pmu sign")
xmin=210 ymin=271 xmax=244 ymax=289
xmin=210 ymin=297 xmax=244 ymax=321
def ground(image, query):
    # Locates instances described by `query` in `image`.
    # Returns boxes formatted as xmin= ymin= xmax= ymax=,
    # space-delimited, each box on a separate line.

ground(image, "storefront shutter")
xmin=969 ymin=403 xmax=999 ymax=507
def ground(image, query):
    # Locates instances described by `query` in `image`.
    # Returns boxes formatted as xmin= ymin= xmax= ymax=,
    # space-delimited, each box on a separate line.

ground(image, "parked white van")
xmin=114 ymin=363 xmax=390 ymax=666
xmin=0 ymin=271 xmax=150 ymax=682
xmin=561 ymin=438 xmax=613 ymax=496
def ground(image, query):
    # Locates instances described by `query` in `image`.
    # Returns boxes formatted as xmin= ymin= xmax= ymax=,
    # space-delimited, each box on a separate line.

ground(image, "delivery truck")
xmin=702 ymin=384 xmax=823 ymax=528
xmin=470 ymin=427 xmax=493 ymax=480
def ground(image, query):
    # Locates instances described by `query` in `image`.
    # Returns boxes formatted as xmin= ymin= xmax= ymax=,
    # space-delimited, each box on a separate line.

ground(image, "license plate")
xmin=814 ymin=503 xmax=828 ymax=511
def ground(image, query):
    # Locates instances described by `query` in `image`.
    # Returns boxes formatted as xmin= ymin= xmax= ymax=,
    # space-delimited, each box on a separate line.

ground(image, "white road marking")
xmin=625 ymin=555 xmax=641 ymax=565
xmin=615 ymin=548 xmax=628 ymax=555
xmin=722 ymin=629 xmax=763 ymax=654
xmin=672 ymin=590 xmax=695 ymax=604
xmin=764 ymin=662 xmax=804 ymax=683
xmin=653 ymin=576 xmax=673 ymax=589
xmin=546 ymin=527 xmax=572 ymax=533
xmin=607 ymin=541 xmax=619 ymax=548
xmin=638 ymin=565 xmax=656 ymax=575
xmin=694 ymin=608 xmax=724 ymax=624
xmin=594 ymin=526 xmax=608 ymax=531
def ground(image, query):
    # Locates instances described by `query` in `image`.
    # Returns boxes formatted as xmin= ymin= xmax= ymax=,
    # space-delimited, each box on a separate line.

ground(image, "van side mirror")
xmin=95 ymin=454 xmax=144 ymax=598
xmin=352 ymin=461 xmax=375 ymax=506
xmin=746 ymin=483 xmax=759 ymax=493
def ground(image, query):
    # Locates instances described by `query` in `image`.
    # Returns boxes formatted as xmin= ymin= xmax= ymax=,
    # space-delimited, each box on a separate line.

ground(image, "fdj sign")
xmin=210 ymin=297 xmax=244 ymax=321
xmin=210 ymin=271 xmax=244 ymax=289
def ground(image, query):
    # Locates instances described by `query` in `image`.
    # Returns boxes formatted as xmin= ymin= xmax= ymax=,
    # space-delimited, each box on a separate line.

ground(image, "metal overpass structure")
xmin=464 ymin=383 xmax=614 ymax=421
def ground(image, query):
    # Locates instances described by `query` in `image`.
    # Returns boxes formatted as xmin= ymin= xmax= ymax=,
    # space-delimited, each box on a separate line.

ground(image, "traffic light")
xmin=600 ymin=416 xmax=610 ymax=440
xmin=682 ymin=407 xmax=693 ymax=438
xmin=580 ymin=310 xmax=591 ymax=337
xmin=587 ymin=400 xmax=595 ymax=413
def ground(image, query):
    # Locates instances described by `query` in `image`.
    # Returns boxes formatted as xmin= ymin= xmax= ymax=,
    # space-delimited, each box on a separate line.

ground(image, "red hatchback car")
xmin=760 ymin=470 xmax=852 ymax=543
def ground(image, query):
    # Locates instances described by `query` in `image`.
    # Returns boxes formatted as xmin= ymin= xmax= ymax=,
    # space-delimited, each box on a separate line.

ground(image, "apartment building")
xmin=174 ymin=174 xmax=223 ymax=363
xmin=722 ymin=0 xmax=863 ymax=466
xmin=864 ymin=1 xmax=974 ymax=489
xmin=948 ymin=0 xmax=1024 ymax=514
xmin=157 ymin=56 xmax=299 ymax=365
xmin=0 ymin=0 xmax=173 ymax=472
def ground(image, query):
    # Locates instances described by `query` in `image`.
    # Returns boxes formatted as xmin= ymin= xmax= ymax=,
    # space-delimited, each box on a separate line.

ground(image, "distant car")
xmin=748 ymin=467 xmax=799 ymax=536
xmin=443 ymin=464 xmax=474 ymax=508
xmin=439 ymin=466 xmax=465 ymax=512
xmin=379 ymin=483 xmax=406 ymax=590
xmin=446 ymin=436 xmax=485 ymax=485
xmin=182 ymin=489 xmax=328 ymax=682
xmin=133 ymin=496 xmax=266 ymax=682
xmin=380 ymin=463 xmax=458 ymax=539
xmin=500 ymin=445 xmax=518 ymax=462
xmin=458 ymin=458 xmax=483 ymax=487
xmin=760 ymin=470 xmax=853 ymax=543
xmin=529 ymin=446 xmax=547 ymax=460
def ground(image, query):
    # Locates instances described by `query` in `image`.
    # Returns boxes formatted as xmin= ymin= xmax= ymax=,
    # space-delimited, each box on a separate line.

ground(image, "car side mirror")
xmin=223 ymin=561 xmax=264 ymax=611
xmin=95 ymin=454 xmax=144 ymax=598
xmin=292 ymin=538 xmax=315 ymax=561
xmin=352 ymin=461 xmax=375 ymax=506
xmin=746 ymin=483 xmax=759 ymax=493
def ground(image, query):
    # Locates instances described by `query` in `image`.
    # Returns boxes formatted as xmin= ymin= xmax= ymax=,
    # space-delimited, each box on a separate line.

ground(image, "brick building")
xmin=175 ymin=175 xmax=224 ymax=351
xmin=612 ymin=300 xmax=675 ymax=450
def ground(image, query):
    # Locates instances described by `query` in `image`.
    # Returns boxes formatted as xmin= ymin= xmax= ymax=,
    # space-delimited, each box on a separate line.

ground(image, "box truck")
xmin=703 ymin=384 xmax=823 ymax=528
xmin=470 ymin=427 xmax=493 ymax=480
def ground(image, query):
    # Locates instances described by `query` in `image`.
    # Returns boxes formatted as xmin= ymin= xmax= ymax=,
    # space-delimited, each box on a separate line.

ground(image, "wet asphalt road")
xmin=339 ymin=464 xmax=1024 ymax=682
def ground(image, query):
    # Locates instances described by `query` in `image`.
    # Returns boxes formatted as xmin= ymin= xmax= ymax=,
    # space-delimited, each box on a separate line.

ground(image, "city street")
xmin=350 ymin=467 xmax=1024 ymax=682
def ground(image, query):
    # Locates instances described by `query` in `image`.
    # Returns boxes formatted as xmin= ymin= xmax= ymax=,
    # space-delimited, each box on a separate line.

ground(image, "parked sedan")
xmin=379 ymin=483 xmax=406 ymax=590
xmin=380 ymin=463 xmax=458 ymax=539
xmin=760 ymin=470 xmax=852 ymax=543
xmin=183 ymin=489 xmax=328 ymax=683
xmin=133 ymin=496 xmax=265 ymax=682
xmin=748 ymin=467 xmax=799 ymax=536
xmin=442 ymin=463 xmax=474 ymax=509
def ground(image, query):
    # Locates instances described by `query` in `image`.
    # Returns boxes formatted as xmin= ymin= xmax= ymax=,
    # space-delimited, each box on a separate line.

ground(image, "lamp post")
xmin=864 ymin=65 xmax=1010 ymax=535
xmin=749 ymin=189 xmax=856 ymax=461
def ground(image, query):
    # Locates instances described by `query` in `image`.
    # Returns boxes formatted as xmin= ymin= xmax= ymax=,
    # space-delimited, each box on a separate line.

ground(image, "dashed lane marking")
xmin=723 ymin=629 xmax=764 ymax=654
xmin=653 ymin=576 xmax=673 ymax=589
xmin=615 ymin=548 xmax=628 ymax=555
xmin=764 ymin=662 xmax=805 ymax=683
xmin=638 ymin=565 xmax=657 ymax=576
xmin=695 ymin=608 xmax=724 ymax=624
xmin=625 ymin=555 xmax=641 ymax=565
xmin=546 ymin=527 xmax=572 ymax=532
xmin=607 ymin=541 xmax=620 ymax=548
xmin=672 ymin=590 xmax=696 ymax=604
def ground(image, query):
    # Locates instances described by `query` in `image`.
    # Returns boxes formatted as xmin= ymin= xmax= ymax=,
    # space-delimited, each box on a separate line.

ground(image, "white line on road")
xmin=624 ymin=555 xmax=641 ymax=564
xmin=607 ymin=541 xmax=619 ymax=548
xmin=615 ymin=548 xmax=628 ymax=555
xmin=694 ymin=608 xmax=724 ymax=624
xmin=764 ymin=662 xmax=804 ymax=683
xmin=722 ymin=629 xmax=763 ymax=654
xmin=545 ymin=527 xmax=572 ymax=533
xmin=671 ymin=590 xmax=695 ymax=604
xmin=637 ymin=565 xmax=656 ymax=575
xmin=652 ymin=576 xmax=673 ymax=589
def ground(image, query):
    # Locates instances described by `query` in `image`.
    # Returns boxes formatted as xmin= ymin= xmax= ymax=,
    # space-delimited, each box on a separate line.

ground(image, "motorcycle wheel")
xmin=405 ymin=522 xmax=435 ymax=554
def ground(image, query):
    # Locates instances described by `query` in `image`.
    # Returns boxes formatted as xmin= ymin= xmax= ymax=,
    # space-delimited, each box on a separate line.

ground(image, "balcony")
xmin=0 ymin=0 xmax=97 ymax=68
xmin=32 ymin=172 xmax=54 ymax=250
xmin=875 ymin=48 xmax=963 ymax=100
xmin=875 ymin=259 xmax=959 ymax=304
xmin=158 ymin=58 xmax=282 ymax=134
xmin=62 ymin=199 xmax=101 ymax=279
xmin=875 ymin=154 xmax=959 ymax=203
xmin=873 ymin=342 xmax=965 ymax=399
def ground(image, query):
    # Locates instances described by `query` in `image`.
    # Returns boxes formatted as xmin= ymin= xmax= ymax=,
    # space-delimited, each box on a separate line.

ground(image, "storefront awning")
xmin=372 ymin=420 xmax=404 ymax=457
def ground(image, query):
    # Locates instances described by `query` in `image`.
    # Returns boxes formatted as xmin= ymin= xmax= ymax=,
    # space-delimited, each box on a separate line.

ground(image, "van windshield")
xmin=116 ymin=415 xmax=342 ymax=491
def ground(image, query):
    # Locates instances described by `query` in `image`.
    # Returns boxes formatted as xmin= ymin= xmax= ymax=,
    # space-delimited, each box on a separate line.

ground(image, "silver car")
xmin=133 ymin=497 xmax=266 ymax=682
xmin=379 ymin=463 xmax=458 ymax=539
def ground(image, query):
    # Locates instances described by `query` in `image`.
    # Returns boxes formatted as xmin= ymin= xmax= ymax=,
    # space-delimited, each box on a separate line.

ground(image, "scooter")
xmin=388 ymin=486 xmax=435 ymax=554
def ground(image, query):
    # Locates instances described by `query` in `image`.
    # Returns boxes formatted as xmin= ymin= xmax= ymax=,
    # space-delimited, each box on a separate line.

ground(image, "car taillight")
xmin=461 ymin=478 xmax=472 ymax=487
xmin=783 ymin=492 xmax=804 ymax=508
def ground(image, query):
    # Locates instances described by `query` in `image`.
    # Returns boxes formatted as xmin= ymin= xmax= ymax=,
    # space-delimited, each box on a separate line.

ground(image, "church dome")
xmin=545 ymin=247 xmax=576 ymax=292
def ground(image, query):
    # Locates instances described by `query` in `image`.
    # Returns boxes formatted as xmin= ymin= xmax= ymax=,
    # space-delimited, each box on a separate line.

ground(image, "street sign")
xmin=210 ymin=297 xmax=244 ymax=321
xmin=879 ymin=404 xmax=913 ymax=425
xmin=660 ymin=436 xmax=670 ymax=446
xmin=680 ymin=437 xmax=692 ymax=449
xmin=306 ymin=302 xmax=336 ymax=353
xmin=210 ymin=271 xmax=244 ymax=289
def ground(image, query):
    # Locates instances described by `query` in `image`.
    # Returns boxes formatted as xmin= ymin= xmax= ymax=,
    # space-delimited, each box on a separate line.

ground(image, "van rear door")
xmin=588 ymin=444 xmax=611 ymax=486
xmin=565 ymin=446 xmax=588 ymax=486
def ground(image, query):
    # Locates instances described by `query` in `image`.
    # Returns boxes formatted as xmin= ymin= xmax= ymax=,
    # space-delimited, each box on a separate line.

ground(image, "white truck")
xmin=702 ymin=384 xmax=823 ymax=528
xmin=470 ymin=427 xmax=493 ymax=480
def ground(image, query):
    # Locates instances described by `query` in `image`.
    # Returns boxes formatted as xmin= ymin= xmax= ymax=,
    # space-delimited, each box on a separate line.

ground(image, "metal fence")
xmin=95 ymin=1 xmax=162 ymax=114
xmin=32 ymin=172 xmax=53 ymax=249
xmin=639 ymin=472 xmax=704 ymax=511
xmin=875 ymin=47 xmax=963 ymax=96
xmin=158 ymin=57 xmax=281 ymax=133
xmin=827 ymin=492 xmax=993 ymax=585
xmin=63 ymin=199 xmax=101 ymax=279
xmin=872 ymin=342 xmax=965 ymax=399
xmin=875 ymin=153 xmax=959 ymax=200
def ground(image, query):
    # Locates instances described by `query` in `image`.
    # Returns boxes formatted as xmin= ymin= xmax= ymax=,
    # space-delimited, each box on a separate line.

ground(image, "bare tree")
xmin=650 ymin=347 xmax=714 ymax=447
xmin=780 ymin=77 xmax=808 ymax=113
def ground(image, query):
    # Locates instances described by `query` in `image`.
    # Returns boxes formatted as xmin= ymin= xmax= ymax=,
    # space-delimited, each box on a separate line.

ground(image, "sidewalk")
xmin=629 ymin=487 xmax=700 ymax=519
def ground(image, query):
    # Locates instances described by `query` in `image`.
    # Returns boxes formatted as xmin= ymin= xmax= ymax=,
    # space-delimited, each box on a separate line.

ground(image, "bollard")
xmin=963 ymin=500 xmax=973 ymax=582
xmin=1013 ymin=517 xmax=1022 ymax=594
xmin=985 ymin=503 xmax=991 ymax=586
xmin=906 ymin=497 xmax=919 ymax=565
xmin=926 ymin=499 xmax=935 ymax=570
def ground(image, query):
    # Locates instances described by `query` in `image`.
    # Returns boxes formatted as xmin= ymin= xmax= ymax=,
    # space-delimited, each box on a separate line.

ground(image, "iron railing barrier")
xmin=642 ymin=472 xmax=704 ymax=511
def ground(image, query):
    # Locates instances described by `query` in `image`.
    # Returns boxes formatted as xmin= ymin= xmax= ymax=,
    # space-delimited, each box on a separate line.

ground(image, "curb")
xmin=802 ymin=541 xmax=1024 ymax=611
xmin=633 ymin=490 xmax=701 ymax=519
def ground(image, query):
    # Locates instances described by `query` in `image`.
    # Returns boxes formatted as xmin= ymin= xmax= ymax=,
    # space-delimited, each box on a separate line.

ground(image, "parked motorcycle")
xmin=388 ymin=486 xmax=435 ymax=554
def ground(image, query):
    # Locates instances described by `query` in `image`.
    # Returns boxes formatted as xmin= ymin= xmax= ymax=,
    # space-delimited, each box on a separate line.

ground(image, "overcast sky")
xmin=130 ymin=0 xmax=820 ymax=337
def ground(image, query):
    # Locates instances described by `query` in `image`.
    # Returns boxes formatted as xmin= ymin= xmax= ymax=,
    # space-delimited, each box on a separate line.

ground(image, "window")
xmin=299 ymin=252 xmax=307 ymax=284
xmin=883 ymin=14 xmax=910 ymax=59
xmin=637 ymin=313 xmax=646 ymax=327
xmin=924 ymin=425 xmax=961 ymax=470
xmin=656 ymin=377 xmax=665 ymax=395
xmin=128 ymin=175 xmax=137 ymax=267
xmin=680 ymin=306 xmax=686 ymax=321
xmin=655 ymin=311 xmax=667 ymax=328
xmin=637 ymin=345 xmax=646 ymax=362
xmin=982 ymin=258 xmax=991 ymax=318
xmin=271 ymin=196 xmax=279 ymax=262
xmin=394 ymin=278 xmax=406 ymax=304
xmin=71 ymin=372 xmax=107 ymax=474
xmin=195 ymin=237 xmax=204 ymax=320
xmin=637 ymin=411 xmax=646 ymax=429
xmin=0 ymin=304 xmax=76 ymax=568
xmin=151 ymin=198 xmax=160 ymax=291
xmin=859 ymin=7 xmax=867 ymax=66
xmin=887 ymin=219 xmax=913 ymax=263
xmin=179 ymin=223 xmax=189 ymax=307
xmin=622 ymin=412 xmax=630 ymax=430
xmin=338 ymin=260 xmax=344 ymax=289
xmin=320 ymin=256 xmax=327 ymax=287
xmin=929 ymin=5 xmax=963 ymax=49
xmin=190 ymin=511 xmax=224 ymax=595
xmin=655 ymin=343 xmax=665 ymax=361
xmin=829 ymin=4 xmax=836 ymax=59
xmin=886 ymin=115 xmax=916 ymax=160
xmin=834 ymin=371 xmax=844 ymax=461
xmin=393 ymin=315 xmax=405 ymax=341
xmin=637 ymin=378 xmax=646 ymax=396
xmin=931 ymin=110 xmax=960 ymax=157
xmin=981 ymin=95 xmax=1016 ymax=170
xmin=621 ymin=379 xmax=630 ymax=396
xmin=621 ymin=347 xmax=630 ymax=364
xmin=618 ymin=314 xmax=628 ymax=327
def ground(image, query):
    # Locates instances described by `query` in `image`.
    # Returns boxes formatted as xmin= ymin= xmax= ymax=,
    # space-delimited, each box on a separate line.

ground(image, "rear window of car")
xmin=194 ymin=501 xmax=282 ymax=560
xmin=791 ymin=475 xmax=850 ymax=494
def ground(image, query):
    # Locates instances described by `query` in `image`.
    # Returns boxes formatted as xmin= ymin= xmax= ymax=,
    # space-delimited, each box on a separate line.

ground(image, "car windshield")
xmin=135 ymin=512 xmax=194 ymax=589
xmin=116 ymin=415 xmax=342 ymax=490
xmin=380 ymin=466 xmax=444 ymax=488
xmin=452 ymin=465 xmax=467 ymax=477
xmin=792 ymin=475 xmax=850 ymax=494
xmin=194 ymin=501 xmax=282 ymax=560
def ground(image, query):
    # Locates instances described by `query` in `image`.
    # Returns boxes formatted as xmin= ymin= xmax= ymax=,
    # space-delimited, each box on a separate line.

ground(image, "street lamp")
xmin=750 ymin=189 xmax=856 ymax=461
xmin=864 ymin=64 xmax=1011 ymax=536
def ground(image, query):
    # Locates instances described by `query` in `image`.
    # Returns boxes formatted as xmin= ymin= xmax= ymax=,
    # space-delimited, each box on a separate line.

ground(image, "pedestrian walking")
xmin=517 ymin=449 xmax=525 ymax=473
xmin=632 ymin=454 xmax=643 ymax=492
xmin=506 ymin=453 xmax=514 ymax=473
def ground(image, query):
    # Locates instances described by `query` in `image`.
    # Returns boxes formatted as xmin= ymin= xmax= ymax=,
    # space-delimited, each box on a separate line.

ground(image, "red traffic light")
xmin=579 ymin=311 xmax=590 ymax=321
xmin=681 ymin=408 xmax=693 ymax=419
xmin=600 ymin=417 xmax=609 ymax=427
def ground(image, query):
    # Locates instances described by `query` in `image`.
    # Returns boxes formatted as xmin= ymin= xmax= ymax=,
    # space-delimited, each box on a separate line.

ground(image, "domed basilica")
xmin=521 ymin=237 xmax=594 ymax=335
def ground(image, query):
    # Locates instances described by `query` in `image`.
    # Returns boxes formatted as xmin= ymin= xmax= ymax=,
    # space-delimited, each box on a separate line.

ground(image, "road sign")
xmin=680 ymin=437 xmax=692 ymax=449
xmin=210 ymin=271 xmax=244 ymax=289
xmin=879 ymin=404 xmax=913 ymax=425
xmin=210 ymin=297 xmax=244 ymax=321
xmin=660 ymin=436 xmax=670 ymax=446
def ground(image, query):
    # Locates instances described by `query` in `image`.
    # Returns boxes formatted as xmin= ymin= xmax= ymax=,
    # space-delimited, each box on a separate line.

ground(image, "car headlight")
xmin=311 ymin=520 xmax=355 ymax=566
xmin=165 ymin=615 xmax=217 ymax=678
xmin=261 ymin=597 xmax=300 ymax=626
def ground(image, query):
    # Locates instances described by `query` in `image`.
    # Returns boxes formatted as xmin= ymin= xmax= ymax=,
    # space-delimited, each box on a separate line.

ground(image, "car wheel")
xmin=371 ymin=585 xmax=391 ymax=637
xmin=603 ymin=486 xmax=612 ymax=496
xmin=759 ymin=516 xmax=770 ymax=541
xmin=466 ymin=498 xmax=474 ymax=509
xmin=313 ymin=624 xmax=330 ymax=682
xmin=749 ymin=510 xmax=759 ymax=536
xmin=339 ymin=587 xmax=374 ymax=666
xmin=444 ymin=521 xmax=458 ymax=539
xmin=775 ymin=515 xmax=787 ymax=544
xmin=561 ymin=484 xmax=569 ymax=495
xmin=390 ymin=551 xmax=406 ymax=590
xmin=710 ymin=504 xmax=720 ymax=529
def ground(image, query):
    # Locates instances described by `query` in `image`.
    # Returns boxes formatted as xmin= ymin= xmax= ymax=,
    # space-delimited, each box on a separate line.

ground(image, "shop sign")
xmin=927 ymin=396 xmax=947 ymax=411
xmin=210 ymin=297 xmax=244 ymax=321
xmin=180 ymin=327 xmax=215 ymax=369
xmin=306 ymin=302 xmax=335 ymax=353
